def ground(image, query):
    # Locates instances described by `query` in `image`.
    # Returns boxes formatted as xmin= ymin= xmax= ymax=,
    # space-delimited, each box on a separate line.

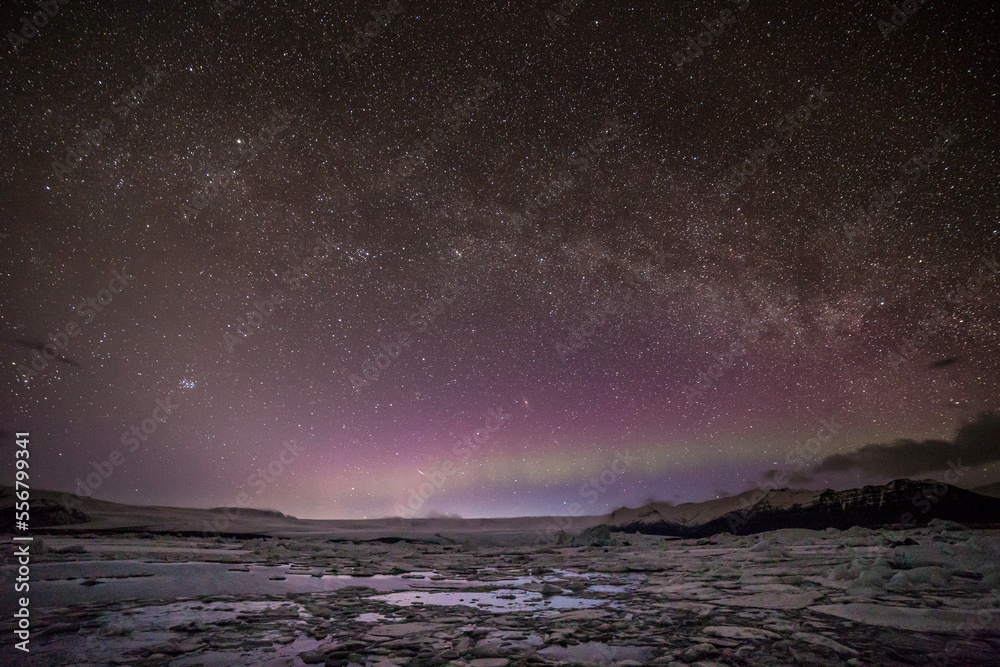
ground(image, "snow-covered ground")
xmin=2 ymin=521 xmax=998 ymax=666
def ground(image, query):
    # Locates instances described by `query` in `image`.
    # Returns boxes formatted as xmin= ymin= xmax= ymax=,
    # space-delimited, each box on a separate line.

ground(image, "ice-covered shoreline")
xmin=3 ymin=520 xmax=998 ymax=666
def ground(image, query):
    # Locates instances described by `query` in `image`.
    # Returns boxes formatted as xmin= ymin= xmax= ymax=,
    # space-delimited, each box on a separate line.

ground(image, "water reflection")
xmin=374 ymin=588 xmax=608 ymax=613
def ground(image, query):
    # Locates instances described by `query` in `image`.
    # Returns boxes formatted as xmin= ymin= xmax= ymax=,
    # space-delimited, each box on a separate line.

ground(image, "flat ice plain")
xmin=2 ymin=516 xmax=998 ymax=666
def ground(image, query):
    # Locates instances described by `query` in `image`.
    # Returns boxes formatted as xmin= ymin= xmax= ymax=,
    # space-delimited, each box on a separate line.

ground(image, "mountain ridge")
xmin=600 ymin=478 xmax=1000 ymax=538
xmin=972 ymin=481 xmax=1000 ymax=498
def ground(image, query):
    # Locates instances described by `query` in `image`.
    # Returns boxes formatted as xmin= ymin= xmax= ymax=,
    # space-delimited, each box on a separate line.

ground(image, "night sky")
xmin=2 ymin=0 xmax=998 ymax=520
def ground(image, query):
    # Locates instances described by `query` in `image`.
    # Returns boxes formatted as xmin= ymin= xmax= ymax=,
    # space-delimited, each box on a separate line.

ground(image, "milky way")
xmin=2 ymin=0 xmax=998 ymax=519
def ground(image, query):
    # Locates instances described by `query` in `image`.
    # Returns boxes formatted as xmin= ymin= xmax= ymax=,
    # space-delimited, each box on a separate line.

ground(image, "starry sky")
xmin=1 ymin=0 xmax=998 ymax=520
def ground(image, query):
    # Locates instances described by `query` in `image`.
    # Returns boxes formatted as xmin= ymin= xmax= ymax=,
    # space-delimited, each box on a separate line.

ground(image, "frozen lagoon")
xmin=2 ymin=523 xmax=998 ymax=666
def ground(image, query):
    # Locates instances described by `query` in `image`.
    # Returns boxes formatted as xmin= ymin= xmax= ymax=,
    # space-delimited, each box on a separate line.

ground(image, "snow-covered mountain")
xmin=603 ymin=479 xmax=1000 ymax=537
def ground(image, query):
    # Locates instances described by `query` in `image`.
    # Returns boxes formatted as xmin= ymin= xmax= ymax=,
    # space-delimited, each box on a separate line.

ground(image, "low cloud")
xmin=811 ymin=412 xmax=1000 ymax=478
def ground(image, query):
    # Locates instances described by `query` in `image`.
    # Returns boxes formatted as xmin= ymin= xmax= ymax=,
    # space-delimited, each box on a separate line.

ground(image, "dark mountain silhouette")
xmin=599 ymin=479 xmax=1000 ymax=538
xmin=208 ymin=507 xmax=288 ymax=519
xmin=972 ymin=482 xmax=1000 ymax=498
xmin=0 ymin=487 xmax=91 ymax=531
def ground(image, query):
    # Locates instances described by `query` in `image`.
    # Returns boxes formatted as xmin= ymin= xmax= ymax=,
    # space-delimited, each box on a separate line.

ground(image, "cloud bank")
xmin=811 ymin=412 xmax=1000 ymax=478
